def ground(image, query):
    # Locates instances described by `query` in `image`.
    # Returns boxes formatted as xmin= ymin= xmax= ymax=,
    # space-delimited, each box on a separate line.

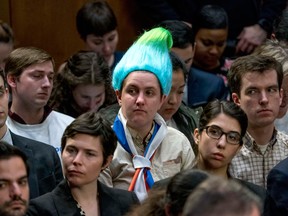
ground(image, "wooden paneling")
xmin=7 ymin=0 xmax=142 ymax=68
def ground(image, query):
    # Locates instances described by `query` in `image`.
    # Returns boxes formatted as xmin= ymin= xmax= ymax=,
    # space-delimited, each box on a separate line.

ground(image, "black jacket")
xmin=27 ymin=180 xmax=139 ymax=216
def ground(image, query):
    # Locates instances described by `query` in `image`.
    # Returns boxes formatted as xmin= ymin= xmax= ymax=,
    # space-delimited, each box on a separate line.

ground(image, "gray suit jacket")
xmin=11 ymin=131 xmax=63 ymax=199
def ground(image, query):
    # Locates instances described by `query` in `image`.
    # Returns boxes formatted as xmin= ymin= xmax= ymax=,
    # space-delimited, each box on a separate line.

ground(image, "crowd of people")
xmin=0 ymin=0 xmax=288 ymax=216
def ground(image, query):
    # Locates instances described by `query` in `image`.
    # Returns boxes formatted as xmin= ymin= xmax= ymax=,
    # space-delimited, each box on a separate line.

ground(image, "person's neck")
xmin=197 ymin=160 xmax=229 ymax=179
xmin=71 ymin=182 xmax=98 ymax=203
xmin=70 ymin=181 xmax=99 ymax=214
xmin=0 ymin=124 xmax=7 ymax=139
xmin=10 ymin=101 xmax=44 ymax=124
xmin=247 ymin=124 xmax=275 ymax=145
xmin=128 ymin=123 xmax=153 ymax=141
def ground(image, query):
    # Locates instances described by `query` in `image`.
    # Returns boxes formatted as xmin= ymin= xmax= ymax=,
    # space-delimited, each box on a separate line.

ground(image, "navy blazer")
xmin=187 ymin=67 xmax=229 ymax=108
xmin=27 ymin=180 xmax=139 ymax=216
xmin=11 ymin=131 xmax=63 ymax=199
xmin=264 ymin=157 xmax=288 ymax=216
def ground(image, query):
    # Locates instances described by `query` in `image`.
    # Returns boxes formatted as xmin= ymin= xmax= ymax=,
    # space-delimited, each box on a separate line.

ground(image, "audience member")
xmin=264 ymin=156 xmax=288 ymax=216
xmin=192 ymin=5 xmax=228 ymax=75
xmin=228 ymin=55 xmax=288 ymax=187
xmin=99 ymin=27 xmax=194 ymax=202
xmin=273 ymin=9 xmax=288 ymax=43
xmin=157 ymin=52 xmax=200 ymax=154
xmin=0 ymin=141 xmax=29 ymax=216
xmin=182 ymin=177 xmax=262 ymax=216
xmin=49 ymin=51 xmax=116 ymax=118
xmin=193 ymin=100 xmax=266 ymax=206
xmin=253 ymin=39 xmax=288 ymax=134
xmin=136 ymin=0 xmax=286 ymax=56
xmin=99 ymin=52 xmax=200 ymax=154
xmin=0 ymin=69 xmax=62 ymax=199
xmin=0 ymin=20 xmax=13 ymax=70
xmin=76 ymin=0 xmax=123 ymax=71
xmin=127 ymin=169 xmax=209 ymax=216
xmin=158 ymin=20 xmax=228 ymax=108
xmin=5 ymin=47 xmax=74 ymax=156
xmin=163 ymin=169 xmax=209 ymax=216
xmin=27 ymin=112 xmax=139 ymax=216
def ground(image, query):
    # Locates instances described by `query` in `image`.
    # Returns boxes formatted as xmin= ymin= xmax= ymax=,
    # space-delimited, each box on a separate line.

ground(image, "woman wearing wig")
xmin=49 ymin=51 xmax=116 ymax=118
xmin=99 ymin=27 xmax=194 ymax=202
xmin=193 ymin=100 xmax=266 ymax=211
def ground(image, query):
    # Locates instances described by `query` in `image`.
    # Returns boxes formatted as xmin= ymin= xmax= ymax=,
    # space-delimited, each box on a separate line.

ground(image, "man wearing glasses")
xmin=227 ymin=55 xmax=288 ymax=187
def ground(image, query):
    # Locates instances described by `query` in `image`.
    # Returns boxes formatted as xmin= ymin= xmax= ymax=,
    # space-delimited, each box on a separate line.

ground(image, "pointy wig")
xmin=112 ymin=27 xmax=173 ymax=95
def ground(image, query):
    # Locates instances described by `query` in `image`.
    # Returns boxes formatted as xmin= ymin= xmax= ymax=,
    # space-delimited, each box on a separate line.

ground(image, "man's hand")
xmin=236 ymin=24 xmax=267 ymax=54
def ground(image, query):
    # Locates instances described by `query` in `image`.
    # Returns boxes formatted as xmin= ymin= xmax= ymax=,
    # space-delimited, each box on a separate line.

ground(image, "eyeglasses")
xmin=204 ymin=125 xmax=242 ymax=145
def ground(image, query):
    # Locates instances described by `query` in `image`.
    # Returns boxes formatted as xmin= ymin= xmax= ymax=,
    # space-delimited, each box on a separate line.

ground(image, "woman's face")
xmin=194 ymin=28 xmax=227 ymax=70
xmin=158 ymin=69 xmax=185 ymax=121
xmin=0 ymin=42 xmax=13 ymax=70
xmin=194 ymin=113 xmax=242 ymax=171
xmin=62 ymin=133 xmax=110 ymax=187
xmin=85 ymin=30 xmax=119 ymax=66
xmin=72 ymin=83 xmax=106 ymax=113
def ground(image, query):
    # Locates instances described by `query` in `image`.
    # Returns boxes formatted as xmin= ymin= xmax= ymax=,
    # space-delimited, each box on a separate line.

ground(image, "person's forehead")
xmin=22 ymin=61 xmax=54 ymax=73
xmin=0 ymin=157 xmax=27 ymax=178
xmin=241 ymin=69 xmax=278 ymax=85
xmin=123 ymin=71 xmax=160 ymax=86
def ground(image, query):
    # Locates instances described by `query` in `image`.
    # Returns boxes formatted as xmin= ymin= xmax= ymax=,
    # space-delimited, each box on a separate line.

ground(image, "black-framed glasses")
xmin=204 ymin=125 xmax=242 ymax=145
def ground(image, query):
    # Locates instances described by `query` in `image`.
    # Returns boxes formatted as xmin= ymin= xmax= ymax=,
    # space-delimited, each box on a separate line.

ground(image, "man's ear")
xmin=115 ymin=90 xmax=122 ymax=106
xmin=231 ymin=93 xmax=241 ymax=106
xmin=7 ymin=74 xmax=17 ymax=88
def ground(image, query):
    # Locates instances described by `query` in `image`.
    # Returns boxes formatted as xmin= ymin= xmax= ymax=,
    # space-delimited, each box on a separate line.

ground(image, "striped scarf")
xmin=113 ymin=109 xmax=167 ymax=201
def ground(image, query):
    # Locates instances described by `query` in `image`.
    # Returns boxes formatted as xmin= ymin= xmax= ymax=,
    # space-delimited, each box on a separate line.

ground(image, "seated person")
xmin=0 ymin=141 xmax=30 ymax=216
xmin=76 ymin=0 xmax=124 ymax=71
xmin=5 ymin=47 xmax=74 ymax=156
xmin=158 ymin=19 xmax=229 ymax=108
xmin=192 ymin=5 xmax=229 ymax=77
xmin=183 ymin=177 xmax=262 ymax=216
xmin=99 ymin=52 xmax=201 ymax=154
xmin=49 ymin=51 xmax=116 ymax=118
xmin=99 ymin=27 xmax=194 ymax=202
xmin=126 ymin=169 xmax=210 ymax=216
xmin=265 ymin=156 xmax=288 ymax=215
xmin=193 ymin=100 xmax=266 ymax=209
xmin=0 ymin=20 xmax=14 ymax=70
xmin=158 ymin=52 xmax=201 ymax=154
xmin=27 ymin=112 xmax=139 ymax=216
xmin=252 ymin=39 xmax=288 ymax=134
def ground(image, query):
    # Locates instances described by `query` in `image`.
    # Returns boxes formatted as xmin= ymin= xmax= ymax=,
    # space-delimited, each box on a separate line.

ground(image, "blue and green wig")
xmin=112 ymin=27 xmax=173 ymax=95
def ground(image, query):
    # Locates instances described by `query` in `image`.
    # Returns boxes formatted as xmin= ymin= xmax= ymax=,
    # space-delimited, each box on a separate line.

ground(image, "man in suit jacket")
xmin=0 ymin=141 xmax=30 ymax=216
xmin=0 ymin=69 xmax=63 ymax=199
xmin=265 ymin=157 xmax=288 ymax=216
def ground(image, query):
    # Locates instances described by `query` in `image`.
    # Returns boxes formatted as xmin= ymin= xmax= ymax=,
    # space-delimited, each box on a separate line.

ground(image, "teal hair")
xmin=112 ymin=27 xmax=173 ymax=95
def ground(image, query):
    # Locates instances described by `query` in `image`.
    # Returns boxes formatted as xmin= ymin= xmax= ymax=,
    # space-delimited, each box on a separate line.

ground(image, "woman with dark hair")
xmin=193 ymin=100 xmax=266 ymax=212
xmin=0 ymin=20 xmax=14 ymax=70
xmin=193 ymin=99 xmax=247 ymax=177
xmin=27 ymin=112 xmax=139 ymax=216
xmin=76 ymin=0 xmax=123 ymax=71
xmin=158 ymin=52 xmax=200 ymax=154
xmin=192 ymin=5 xmax=229 ymax=74
xmin=49 ymin=51 xmax=116 ymax=118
